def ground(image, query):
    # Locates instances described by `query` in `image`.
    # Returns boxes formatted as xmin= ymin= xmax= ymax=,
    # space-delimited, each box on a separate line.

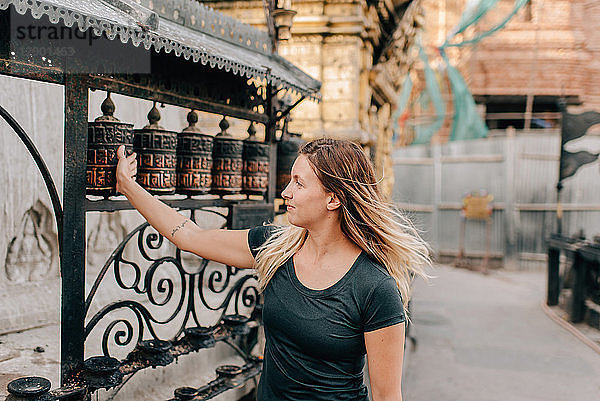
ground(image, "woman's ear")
xmin=326 ymin=193 xmax=341 ymax=211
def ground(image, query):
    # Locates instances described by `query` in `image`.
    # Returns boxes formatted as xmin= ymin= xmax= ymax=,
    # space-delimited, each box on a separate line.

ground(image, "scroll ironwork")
xmin=84 ymin=207 xmax=261 ymax=359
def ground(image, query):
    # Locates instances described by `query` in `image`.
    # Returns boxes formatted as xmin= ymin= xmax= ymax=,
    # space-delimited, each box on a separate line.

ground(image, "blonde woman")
xmin=115 ymin=138 xmax=430 ymax=401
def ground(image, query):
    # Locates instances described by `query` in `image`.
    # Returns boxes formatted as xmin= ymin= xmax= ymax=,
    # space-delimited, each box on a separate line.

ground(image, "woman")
xmin=115 ymin=138 xmax=430 ymax=401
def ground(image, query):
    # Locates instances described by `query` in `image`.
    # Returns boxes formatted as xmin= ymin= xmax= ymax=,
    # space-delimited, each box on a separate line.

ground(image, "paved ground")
xmin=3 ymin=264 xmax=600 ymax=400
xmin=403 ymin=265 xmax=600 ymax=401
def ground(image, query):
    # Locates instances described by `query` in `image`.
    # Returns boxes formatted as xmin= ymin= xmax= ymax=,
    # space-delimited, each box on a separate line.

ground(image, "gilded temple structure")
xmin=205 ymin=0 xmax=423 ymax=195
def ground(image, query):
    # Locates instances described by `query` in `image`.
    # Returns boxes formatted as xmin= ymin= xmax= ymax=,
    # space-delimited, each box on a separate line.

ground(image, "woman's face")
xmin=281 ymin=154 xmax=333 ymax=228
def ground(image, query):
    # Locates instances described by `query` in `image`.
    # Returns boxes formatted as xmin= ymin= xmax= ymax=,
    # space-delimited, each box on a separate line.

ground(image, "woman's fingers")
xmin=117 ymin=144 xmax=126 ymax=160
xmin=115 ymin=146 xmax=137 ymax=190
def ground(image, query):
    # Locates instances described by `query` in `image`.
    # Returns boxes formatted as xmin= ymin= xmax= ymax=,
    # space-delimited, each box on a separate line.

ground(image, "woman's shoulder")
xmin=351 ymin=253 xmax=405 ymax=324
xmin=248 ymin=224 xmax=280 ymax=237
xmin=350 ymin=253 xmax=395 ymax=295
xmin=247 ymin=224 xmax=281 ymax=256
xmin=356 ymin=253 xmax=391 ymax=281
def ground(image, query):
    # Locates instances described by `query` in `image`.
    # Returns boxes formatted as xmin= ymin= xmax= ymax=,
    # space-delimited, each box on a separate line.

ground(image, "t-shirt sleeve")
xmin=363 ymin=275 xmax=406 ymax=332
xmin=247 ymin=225 xmax=277 ymax=258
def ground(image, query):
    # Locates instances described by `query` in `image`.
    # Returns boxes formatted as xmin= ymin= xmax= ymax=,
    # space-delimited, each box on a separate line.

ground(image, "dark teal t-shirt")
xmin=248 ymin=225 xmax=406 ymax=401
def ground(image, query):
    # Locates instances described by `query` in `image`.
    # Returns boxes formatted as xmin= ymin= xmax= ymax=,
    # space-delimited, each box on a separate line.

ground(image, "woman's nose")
xmin=281 ymin=181 xmax=292 ymax=199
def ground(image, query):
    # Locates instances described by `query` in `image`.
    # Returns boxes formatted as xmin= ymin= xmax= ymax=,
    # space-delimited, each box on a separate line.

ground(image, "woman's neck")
xmin=301 ymin=219 xmax=361 ymax=264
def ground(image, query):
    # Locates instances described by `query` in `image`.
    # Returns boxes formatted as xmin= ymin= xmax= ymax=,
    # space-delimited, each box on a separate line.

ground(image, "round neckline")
xmin=288 ymin=251 xmax=366 ymax=298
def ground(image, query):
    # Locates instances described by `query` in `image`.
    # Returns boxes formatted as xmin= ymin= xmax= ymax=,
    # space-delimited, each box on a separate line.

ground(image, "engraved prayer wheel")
xmin=211 ymin=117 xmax=243 ymax=194
xmin=86 ymin=93 xmax=134 ymax=197
xmin=176 ymin=110 xmax=214 ymax=195
xmin=276 ymin=130 xmax=305 ymax=197
xmin=242 ymin=122 xmax=269 ymax=195
xmin=133 ymin=103 xmax=177 ymax=194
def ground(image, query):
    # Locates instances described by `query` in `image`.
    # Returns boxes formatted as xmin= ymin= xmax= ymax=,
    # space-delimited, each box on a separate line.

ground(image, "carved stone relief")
xmin=4 ymin=200 xmax=58 ymax=283
xmin=87 ymin=212 xmax=128 ymax=275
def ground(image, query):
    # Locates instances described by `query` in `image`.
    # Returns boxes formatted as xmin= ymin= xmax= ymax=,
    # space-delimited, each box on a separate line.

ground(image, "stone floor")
xmin=403 ymin=264 xmax=600 ymax=401
xmin=0 ymin=324 xmax=59 ymax=399
xmin=3 ymin=264 xmax=600 ymax=400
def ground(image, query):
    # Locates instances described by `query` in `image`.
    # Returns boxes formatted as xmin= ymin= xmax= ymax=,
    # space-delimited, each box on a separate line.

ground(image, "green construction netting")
xmin=393 ymin=0 xmax=530 ymax=145
xmin=441 ymin=50 xmax=488 ymax=141
xmin=412 ymin=45 xmax=446 ymax=144
xmin=392 ymin=74 xmax=413 ymax=141
xmin=443 ymin=0 xmax=530 ymax=48
xmin=445 ymin=0 xmax=501 ymax=42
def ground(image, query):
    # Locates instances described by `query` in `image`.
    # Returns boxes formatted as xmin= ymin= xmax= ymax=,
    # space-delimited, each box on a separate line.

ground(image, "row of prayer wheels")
xmin=86 ymin=94 xmax=291 ymax=198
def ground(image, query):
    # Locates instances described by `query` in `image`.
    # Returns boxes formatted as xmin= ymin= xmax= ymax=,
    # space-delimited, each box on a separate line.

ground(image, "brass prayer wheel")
xmin=87 ymin=93 xmax=134 ymax=197
xmin=211 ymin=117 xmax=243 ymax=194
xmin=276 ymin=130 xmax=305 ymax=197
xmin=133 ymin=103 xmax=177 ymax=194
xmin=176 ymin=110 xmax=214 ymax=195
xmin=242 ymin=122 xmax=269 ymax=195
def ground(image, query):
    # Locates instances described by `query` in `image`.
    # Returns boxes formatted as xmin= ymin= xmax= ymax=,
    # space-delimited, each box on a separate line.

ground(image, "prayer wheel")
xmin=276 ymin=130 xmax=304 ymax=197
xmin=133 ymin=103 xmax=177 ymax=194
xmin=87 ymin=93 xmax=134 ymax=197
xmin=242 ymin=122 xmax=269 ymax=195
xmin=211 ymin=117 xmax=243 ymax=194
xmin=176 ymin=110 xmax=214 ymax=195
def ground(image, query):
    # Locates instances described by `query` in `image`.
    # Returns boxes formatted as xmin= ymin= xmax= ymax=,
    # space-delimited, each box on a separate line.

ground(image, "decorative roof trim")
xmin=0 ymin=0 xmax=321 ymax=101
xmin=136 ymin=0 xmax=272 ymax=55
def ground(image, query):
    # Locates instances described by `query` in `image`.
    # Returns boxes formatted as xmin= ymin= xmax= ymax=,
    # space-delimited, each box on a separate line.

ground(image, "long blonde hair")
xmin=254 ymin=138 xmax=430 ymax=307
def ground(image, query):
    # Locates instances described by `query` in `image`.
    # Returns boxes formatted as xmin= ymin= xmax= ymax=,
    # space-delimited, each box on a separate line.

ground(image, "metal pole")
xmin=482 ymin=218 xmax=491 ymax=274
xmin=570 ymin=251 xmax=587 ymax=323
xmin=556 ymin=182 xmax=563 ymax=235
xmin=523 ymin=12 xmax=539 ymax=130
xmin=61 ymin=74 xmax=88 ymax=383
xmin=547 ymin=247 xmax=560 ymax=306
xmin=456 ymin=217 xmax=465 ymax=267
xmin=265 ymin=81 xmax=278 ymax=204
xmin=432 ymin=144 xmax=442 ymax=254
xmin=504 ymin=126 xmax=518 ymax=269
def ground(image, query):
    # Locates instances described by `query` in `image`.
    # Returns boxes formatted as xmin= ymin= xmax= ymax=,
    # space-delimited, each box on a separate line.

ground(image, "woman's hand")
xmin=116 ymin=145 xmax=137 ymax=196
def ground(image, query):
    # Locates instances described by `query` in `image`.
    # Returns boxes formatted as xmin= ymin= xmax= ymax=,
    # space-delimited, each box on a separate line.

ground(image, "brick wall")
xmin=402 ymin=0 xmax=600 ymax=144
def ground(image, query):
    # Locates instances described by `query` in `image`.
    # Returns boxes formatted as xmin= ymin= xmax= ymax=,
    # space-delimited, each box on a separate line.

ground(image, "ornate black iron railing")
xmin=0 ymin=104 xmax=63 ymax=253
xmin=0 ymin=100 xmax=270 ymax=400
xmin=1 ymin=91 xmax=275 ymax=401
xmin=76 ymin=204 xmax=267 ymax=400
xmin=84 ymin=208 xmax=261 ymax=358
xmin=5 ymin=204 xmax=269 ymax=401
xmin=2 ymin=7 xmax=290 ymax=393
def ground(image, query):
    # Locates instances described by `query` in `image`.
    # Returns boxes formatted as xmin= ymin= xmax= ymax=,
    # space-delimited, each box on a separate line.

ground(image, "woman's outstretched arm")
xmin=365 ymin=322 xmax=405 ymax=401
xmin=115 ymin=145 xmax=255 ymax=268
